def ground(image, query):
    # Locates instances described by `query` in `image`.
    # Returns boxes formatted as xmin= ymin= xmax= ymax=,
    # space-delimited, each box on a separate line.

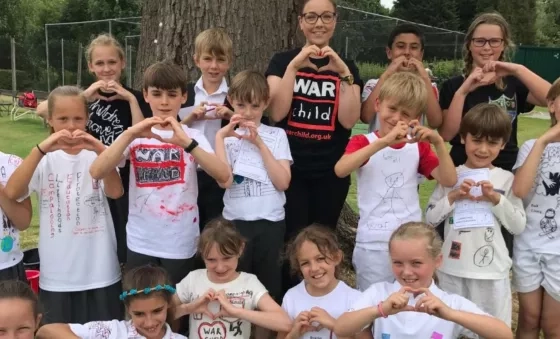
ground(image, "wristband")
xmin=377 ymin=301 xmax=388 ymax=318
xmin=36 ymin=144 xmax=46 ymax=156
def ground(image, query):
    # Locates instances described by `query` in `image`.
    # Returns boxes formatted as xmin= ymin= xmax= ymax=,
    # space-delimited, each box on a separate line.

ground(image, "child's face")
xmin=195 ymin=53 xmax=230 ymax=86
xmin=548 ymin=96 xmax=560 ymax=122
xmin=376 ymin=97 xmax=420 ymax=136
xmin=0 ymin=298 xmax=40 ymax=339
xmin=462 ymin=133 xmax=504 ymax=169
xmin=469 ymin=24 xmax=505 ymax=68
xmin=48 ymin=96 xmax=88 ymax=133
xmin=127 ymin=296 xmax=168 ymax=339
xmin=390 ymin=238 xmax=441 ymax=290
xmin=386 ymin=33 xmax=424 ymax=61
xmin=204 ymin=243 xmax=241 ymax=283
xmin=88 ymin=45 xmax=124 ymax=82
xmin=299 ymin=0 xmax=337 ymax=48
xmin=230 ymin=98 xmax=266 ymax=124
xmin=297 ymin=240 xmax=340 ymax=294
xmin=143 ymin=87 xmax=187 ymax=120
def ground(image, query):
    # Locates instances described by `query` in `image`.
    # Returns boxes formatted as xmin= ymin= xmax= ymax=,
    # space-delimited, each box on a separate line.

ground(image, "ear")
xmin=460 ymin=135 xmax=466 ymax=145
xmin=333 ymin=249 xmax=343 ymax=266
xmin=385 ymin=46 xmax=392 ymax=60
xmin=548 ymin=99 xmax=555 ymax=114
xmin=238 ymin=243 xmax=246 ymax=257
xmin=143 ymin=89 xmax=150 ymax=103
xmin=193 ymin=54 xmax=200 ymax=68
xmin=35 ymin=314 xmax=43 ymax=329
xmin=434 ymin=253 xmax=443 ymax=269
xmin=87 ymin=61 xmax=95 ymax=74
xmin=374 ymin=97 xmax=380 ymax=113
xmin=181 ymin=91 xmax=188 ymax=105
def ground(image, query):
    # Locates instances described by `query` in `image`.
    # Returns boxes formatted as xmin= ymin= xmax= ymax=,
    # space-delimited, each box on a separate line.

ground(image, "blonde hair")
xmin=389 ymin=222 xmax=443 ymax=285
xmin=85 ymin=34 xmax=125 ymax=63
xmin=463 ymin=12 xmax=513 ymax=90
xmin=194 ymin=28 xmax=233 ymax=63
xmin=46 ymin=86 xmax=89 ymax=134
xmin=228 ymin=70 xmax=270 ymax=104
xmin=378 ymin=72 xmax=427 ymax=118
xmin=546 ymin=77 xmax=560 ymax=127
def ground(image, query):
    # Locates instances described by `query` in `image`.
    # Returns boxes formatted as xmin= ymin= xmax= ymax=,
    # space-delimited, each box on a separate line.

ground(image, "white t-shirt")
xmin=513 ymin=139 xmax=560 ymax=254
xmin=223 ymin=124 xmax=293 ymax=221
xmin=0 ymin=152 xmax=24 ymax=271
xmin=351 ymin=280 xmax=487 ymax=339
xmin=123 ymin=126 xmax=213 ymax=259
xmin=69 ymin=320 xmax=187 ymax=339
xmin=282 ymin=280 xmax=361 ymax=339
xmin=425 ymin=165 xmax=526 ymax=279
xmin=28 ymin=150 xmax=120 ymax=292
xmin=178 ymin=77 xmax=228 ymax=150
xmin=176 ymin=269 xmax=268 ymax=339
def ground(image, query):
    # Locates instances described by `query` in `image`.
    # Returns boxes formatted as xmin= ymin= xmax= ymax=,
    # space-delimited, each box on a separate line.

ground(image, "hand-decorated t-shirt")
xmin=513 ymin=139 xmax=560 ymax=254
xmin=28 ymin=150 xmax=120 ymax=291
xmin=265 ymin=48 xmax=364 ymax=177
xmin=282 ymin=280 xmax=361 ymax=339
xmin=176 ymin=269 xmax=268 ymax=339
xmin=69 ymin=320 xmax=187 ymax=339
xmin=123 ymin=127 xmax=213 ymax=259
xmin=0 ymin=152 xmax=24 ymax=271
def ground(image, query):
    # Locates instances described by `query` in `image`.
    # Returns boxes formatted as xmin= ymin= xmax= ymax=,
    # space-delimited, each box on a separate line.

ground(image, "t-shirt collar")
xmin=194 ymin=77 xmax=228 ymax=96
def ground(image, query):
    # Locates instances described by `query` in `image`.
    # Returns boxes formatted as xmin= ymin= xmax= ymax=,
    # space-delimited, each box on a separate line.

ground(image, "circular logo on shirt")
xmin=1 ymin=236 xmax=14 ymax=252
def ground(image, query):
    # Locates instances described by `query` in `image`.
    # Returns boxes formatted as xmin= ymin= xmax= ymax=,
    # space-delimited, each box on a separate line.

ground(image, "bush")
xmin=0 ymin=69 xmax=33 ymax=91
xmin=357 ymin=59 xmax=463 ymax=83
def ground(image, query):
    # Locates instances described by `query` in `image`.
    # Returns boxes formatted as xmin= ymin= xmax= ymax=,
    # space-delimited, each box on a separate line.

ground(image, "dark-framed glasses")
xmin=301 ymin=11 xmax=336 ymax=24
xmin=471 ymin=38 xmax=504 ymax=48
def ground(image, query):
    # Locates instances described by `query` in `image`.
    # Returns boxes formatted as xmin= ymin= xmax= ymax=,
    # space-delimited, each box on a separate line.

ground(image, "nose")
xmin=160 ymin=94 xmax=169 ymax=105
xmin=210 ymin=59 xmax=218 ymax=68
xmin=309 ymin=260 xmax=319 ymax=272
xmin=144 ymin=314 xmax=157 ymax=328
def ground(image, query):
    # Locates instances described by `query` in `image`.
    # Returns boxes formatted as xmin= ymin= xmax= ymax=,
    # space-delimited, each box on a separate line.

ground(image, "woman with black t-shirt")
xmin=265 ymin=0 xmax=363 ymax=293
xmin=438 ymin=12 xmax=550 ymax=172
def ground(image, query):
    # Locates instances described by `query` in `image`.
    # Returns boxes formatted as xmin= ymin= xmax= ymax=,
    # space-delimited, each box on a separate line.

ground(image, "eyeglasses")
xmin=471 ymin=38 xmax=504 ymax=48
xmin=301 ymin=11 xmax=336 ymax=24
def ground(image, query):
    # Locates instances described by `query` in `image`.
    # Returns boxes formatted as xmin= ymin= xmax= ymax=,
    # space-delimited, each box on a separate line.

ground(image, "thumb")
xmin=402 ymin=305 xmax=415 ymax=312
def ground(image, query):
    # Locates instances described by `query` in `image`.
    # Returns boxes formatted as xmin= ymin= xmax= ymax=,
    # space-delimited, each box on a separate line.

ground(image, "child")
xmin=279 ymin=224 xmax=367 ymax=339
xmin=333 ymin=222 xmax=513 ymax=339
xmin=215 ymin=70 xmax=292 ymax=303
xmin=425 ymin=103 xmax=526 ymax=330
xmin=3 ymin=86 xmax=123 ymax=324
xmin=334 ymin=71 xmax=457 ymax=291
xmin=37 ymin=34 xmax=152 ymax=265
xmin=361 ymin=23 xmax=441 ymax=130
xmin=172 ymin=218 xmax=292 ymax=339
xmin=37 ymin=265 xmax=187 ymax=339
xmin=89 ymin=61 xmax=230 ymax=285
xmin=179 ymin=28 xmax=235 ymax=231
xmin=511 ymin=78 xmax=560 ymax=338
xmin=0 ymin=152 xmax=32 ymax=282
xmin=0 ymin=280 xmax=42 ymax=339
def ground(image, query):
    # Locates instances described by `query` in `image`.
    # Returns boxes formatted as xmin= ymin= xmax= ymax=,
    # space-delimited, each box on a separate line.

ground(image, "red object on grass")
xmin=25 ymin=270 xmax=39 ymax=293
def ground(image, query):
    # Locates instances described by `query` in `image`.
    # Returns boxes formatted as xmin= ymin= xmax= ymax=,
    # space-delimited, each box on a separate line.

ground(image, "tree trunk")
xmin=336 ymin=202 xmax=358 ymax=270
xmin=135 ymin=0 xmax=304 ymax=87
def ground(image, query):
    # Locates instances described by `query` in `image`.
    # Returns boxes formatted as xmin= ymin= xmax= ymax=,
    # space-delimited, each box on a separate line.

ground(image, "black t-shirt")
xmin=439 ymin=75 xmax=531 ymax=171
xmin=265 ymin=48 xmax=363 ymax=177
xmin=86 ymin=86 xmax=152 ymax=189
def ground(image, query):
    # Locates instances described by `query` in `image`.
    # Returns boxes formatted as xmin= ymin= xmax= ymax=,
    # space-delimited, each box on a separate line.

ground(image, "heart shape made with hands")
xmin=150 ymin=124 xmax=174 ymax=139
xmin=479 ymin=70 xmax=497 ymax=85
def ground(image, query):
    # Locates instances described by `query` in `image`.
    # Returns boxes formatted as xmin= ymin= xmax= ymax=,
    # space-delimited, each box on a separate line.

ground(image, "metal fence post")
xmin=61 ymin=39 xmax=65 ymax=85
xmin=11 ymin=38 xmax=16 ymax=96
xmin=77 ymin=43 xmax=83 ymax=87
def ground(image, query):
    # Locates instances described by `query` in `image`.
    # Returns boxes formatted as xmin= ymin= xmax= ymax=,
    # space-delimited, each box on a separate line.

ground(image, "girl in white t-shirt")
xmin=279 ymin=224 xmax=367 ymax=339
xmin=334 ymin=222 xmax=512 ymax=339
xmin=172 ymin=218 xmax=292 ymax=339
xmin=37 ymin=265 xmax=187 ymax=339
xmin=0 ymin=280 xmax=42 ymax=339
xmin=4 ymin=86 xmax=123 ymax=325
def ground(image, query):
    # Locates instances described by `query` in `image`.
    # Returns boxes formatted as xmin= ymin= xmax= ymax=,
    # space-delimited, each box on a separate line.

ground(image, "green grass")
xmin=0 ymin=114 xmax=549 ymax=251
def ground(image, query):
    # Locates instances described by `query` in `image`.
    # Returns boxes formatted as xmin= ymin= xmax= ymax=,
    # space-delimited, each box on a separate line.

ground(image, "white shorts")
xmin=438 ymin=271 xmax=512 ymax=328
xmin=512 ymin=249 xmax=560 ymax=302
xmin=352 ymin=247 xmax=394 ymax=291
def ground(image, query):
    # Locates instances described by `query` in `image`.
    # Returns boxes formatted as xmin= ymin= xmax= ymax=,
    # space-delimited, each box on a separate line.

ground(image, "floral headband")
xmin=119 ymin=284 xmax=176 ymax=301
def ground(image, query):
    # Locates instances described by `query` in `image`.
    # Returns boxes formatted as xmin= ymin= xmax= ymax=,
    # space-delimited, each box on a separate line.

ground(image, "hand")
xmin=70 ymin=130 xmax=105 ymax=153
xmin=104 ymin=80 xmax=135 ymax=102
xmin=382 ymin=287 xmax=415 ymax=316
xmin=214 ymin=290 xmax=240 ymax=318
xmin=459 ymin=67 xmax=496 ymax=95
xmin=413 ymin=288 xmax=452 ymax=319
xmin=127 ymin=117 xmax=166 ymax=140
xmin=450 ymin=178 xmax=476 ymax=203
xmin=288 ymin=311 xmax=315 ymax=338
xmin=477 ymin=180 xmax=501 ymax=205
xmin=406 ymin=58 xmax=431 ymax=80
xmin=385 ymin=55 xmax=411 ymax=76
xmin=240 ymin=121 xmax=262 ymax=146
xmin=214 ymin=104 xmax=234 ymax=120
xmin=316 ymin=46 xmax=350 ymax=75
xmin=190 ymin=288 xmax=218 ymax=319
xmin=308 ymin=307 xmax=335 ymax=331
xmin=38 ymin=129 xmax=78 ymax=153
xmin=289 ymin=45 xmax=322 ymax=71
xmin=540 ymin=123 xmax=560 ymax=144
xmin=83 ymin=80 xmax=109 ymax=102
xmin=157 ymin=117 xmax=194 ymax=149
xmin=409 ymin=122 xmax=444 ymax=145
xmin=216 ymin=114 xmax=245 ymax=140
xmin=483 ymin=61 xmax=520 ymax=78
xmin=187 ymin=102 xmax=210 ymax=121
xmin=381 ymin=121 xmax=411 ymax=146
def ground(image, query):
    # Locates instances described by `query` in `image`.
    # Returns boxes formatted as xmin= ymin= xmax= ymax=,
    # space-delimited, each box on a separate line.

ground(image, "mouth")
xmin=402 ymin=278 xmax=418 ymax=284
xmin=480 ymin=54 xmax=494 ymax=60
xmin=311 ymin=272 xmax=326 ymax=280
xmin=143 ymin=325 xmax=160 ymax=334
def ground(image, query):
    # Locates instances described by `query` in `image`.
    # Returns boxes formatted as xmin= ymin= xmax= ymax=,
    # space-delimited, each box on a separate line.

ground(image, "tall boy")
xmin=361 ymin=24 xmax=441 ymax=131
xmin=179 ymin=28 xmax=235 ymax=231
xmin=425 ymin=103 xmax=526 ymax=329
xmin=90 ymin=61 xmax=230 ymax=284
xmin=334 ymin=72 xmax=457 ymax=291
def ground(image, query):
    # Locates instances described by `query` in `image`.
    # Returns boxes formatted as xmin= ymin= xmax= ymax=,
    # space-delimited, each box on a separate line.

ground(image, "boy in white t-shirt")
xmin=334 ymin=71 xmax=457 ymax=291
xmin=90 ymin=61 xmax=230 ymax=284
xmin=425 ymin=103 xmax=526 ymax=329
xmin=361 ymin=24 xmax=441 ymax=132
xmin=214 ymin=70 xmax=292 ymax=303
xmin=0 ymin=153 xmax=32 ymax=282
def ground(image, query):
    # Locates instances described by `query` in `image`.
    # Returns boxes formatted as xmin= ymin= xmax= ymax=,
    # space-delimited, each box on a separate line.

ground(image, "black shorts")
xmin=108 ymin=192 xmax=129 ymax=264
xmin=0 ymin=259 xmax=26 ymax=282
xmin=126 ymin=249 xmax=197 ymax=285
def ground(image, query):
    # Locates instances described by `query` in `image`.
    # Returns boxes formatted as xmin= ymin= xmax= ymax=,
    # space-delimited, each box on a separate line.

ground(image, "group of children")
xmin=0 ymin=0 xmax=558 ymax=337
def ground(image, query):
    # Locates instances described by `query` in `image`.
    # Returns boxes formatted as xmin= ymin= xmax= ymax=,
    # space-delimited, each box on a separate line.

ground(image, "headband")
xmin=119 ymin=284 xmax=176 ymax=301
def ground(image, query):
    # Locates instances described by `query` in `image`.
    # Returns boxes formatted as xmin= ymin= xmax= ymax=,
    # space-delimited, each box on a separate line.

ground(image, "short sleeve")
xmin=250 ymin=275 xmax=268 ymax=309
xmin=27 ymin=159 xmax=43 ymax=197
xmin=345 ymin=59 xmax=364 ymax=93
xmin=345 ymin=135 xmax=370 ymax=155
xmin=175 ymin=272 xmax=193 ymax=303
xmin=350 ymin=285 xmax=379 ymax=312
xmin=362 ymin=79 xmax=378 ymax=102
xmin=513 ymin=76 xmax=530 ymax=113
xmin=431 ymin=83 xmax=439 ymax=100
xmin=275 ymin=129 xmax=293 ymax=163
xmin=512 ymin=139 xmax=535 ymax=171
xmin=265 ymin=52 xmax=288 ymax=78
xmin=346 ymin=288 xmax=363 ymax=311
xmin=69 ymin=320 xmax=120 ymax=339
xmin=439 ymin=78 xmax=460 ymax=110
xmin=418 ymin=142 xmax=439 ymax=179
xmin=281 ymin=292 xmax=295 ymax=320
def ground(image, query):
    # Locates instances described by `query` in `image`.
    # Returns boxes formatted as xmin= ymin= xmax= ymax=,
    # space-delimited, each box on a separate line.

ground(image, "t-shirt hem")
xmin=355 ymin=242 xmax=389 ymax=251
xmin=39 ymin=275 xmax=121 ymax=292
xmin=514 ymin=247 xmax=560 ymax=256
xmin=127 ymin=243 xmax=197 ymax=260
xmin=223 ymin=213 xmax=285 ymax=222
xmin=0 ymin=253 xmax=24 ymax=271
xmin=438 ymin=268 xmax=510 ymax=280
